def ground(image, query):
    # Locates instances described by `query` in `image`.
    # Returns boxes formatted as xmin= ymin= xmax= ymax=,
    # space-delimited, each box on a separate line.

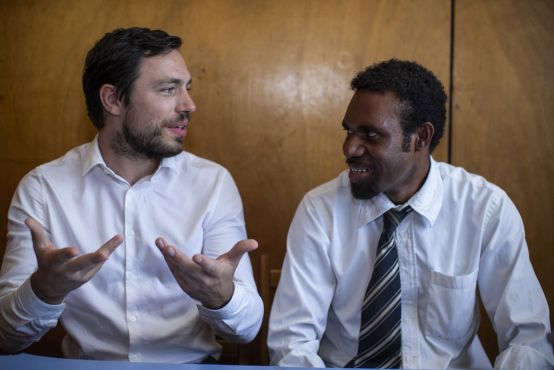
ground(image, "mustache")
xmin=346 ymin=158 xmax=366 ymax=166
xmin=177 ymin=111 xmax=190 ymax=121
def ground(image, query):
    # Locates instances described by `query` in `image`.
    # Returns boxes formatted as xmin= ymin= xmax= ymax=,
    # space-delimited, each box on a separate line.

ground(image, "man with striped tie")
xmin=267 ymin=59 xmax=553 ymax=369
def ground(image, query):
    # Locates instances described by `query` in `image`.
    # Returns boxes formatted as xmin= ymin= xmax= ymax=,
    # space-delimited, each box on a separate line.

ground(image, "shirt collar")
xmin=157 ymin=153 xmax=181 ymax=175
xmin=356 ymin=157 xmax=443 ymax=228
xmin=81 ymin=135 xmax=107 ymax=176
xmin=81 ymin=135 xmax=181 ymax=178
xmin=406 ymin=157 xmax=443 ymax=226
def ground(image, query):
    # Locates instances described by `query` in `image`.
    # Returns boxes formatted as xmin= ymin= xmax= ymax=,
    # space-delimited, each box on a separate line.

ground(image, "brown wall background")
xmin=0 ymin=0 xmax=551 ymax=364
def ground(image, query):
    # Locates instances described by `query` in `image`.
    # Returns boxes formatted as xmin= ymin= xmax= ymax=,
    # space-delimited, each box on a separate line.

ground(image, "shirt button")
xmin=129 ymin=315 xmax=137 ymax=322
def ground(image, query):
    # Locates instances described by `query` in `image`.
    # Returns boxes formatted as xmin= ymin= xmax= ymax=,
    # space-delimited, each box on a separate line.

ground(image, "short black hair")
xmin=83 ymin=27 xmax=182 ymax=128
xmin=351 ymin=59 xmax=447 ymax=152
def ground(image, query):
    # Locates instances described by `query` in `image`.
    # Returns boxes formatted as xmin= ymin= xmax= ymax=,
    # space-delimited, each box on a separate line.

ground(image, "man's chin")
xmin=143 ymin=143 xmax=183 ymax=160
xmin=155 ymin=147 xmax=183 ymax=159
xmin=350 ymin=183 xmax=379 ymax=200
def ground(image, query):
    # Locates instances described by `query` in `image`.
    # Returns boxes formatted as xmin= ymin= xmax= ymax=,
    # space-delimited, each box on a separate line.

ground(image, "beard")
xmin=347 ymin=159 xmax=381 ymax=199
xmin=350 ymin=178 xmax=380 ymax=199
xmin=112 ymin=115 xmax=187 ymax=160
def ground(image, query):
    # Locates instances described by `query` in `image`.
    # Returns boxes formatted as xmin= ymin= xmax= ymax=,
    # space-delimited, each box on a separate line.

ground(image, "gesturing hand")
xmin=155 ymin=238 xmax=258 ymax=309
xmin=26 ymin=217 xmax=123 ymax=305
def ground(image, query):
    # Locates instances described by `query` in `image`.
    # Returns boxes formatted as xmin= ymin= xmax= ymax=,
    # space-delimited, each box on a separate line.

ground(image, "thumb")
xmin=220 ymin=239 xmax=258 ymax=267
xmin=25 ymin=217 xmax=49 ymax=253
xmin=194 ymin=239 xmax=258 ymax=276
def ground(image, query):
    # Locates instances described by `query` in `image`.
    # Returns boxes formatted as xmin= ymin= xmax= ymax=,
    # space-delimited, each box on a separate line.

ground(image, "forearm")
xmin=0 ymin=278 xmax=64 ymax=352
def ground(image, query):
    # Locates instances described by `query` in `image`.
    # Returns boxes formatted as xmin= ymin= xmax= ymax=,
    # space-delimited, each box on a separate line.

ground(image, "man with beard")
xmin=267 ymin=59 xmax=553 ymax=369
xmin=0 ymin=27 xmax=263 ymax=363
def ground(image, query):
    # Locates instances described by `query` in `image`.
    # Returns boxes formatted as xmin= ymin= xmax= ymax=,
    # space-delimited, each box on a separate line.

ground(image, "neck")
xmin=97 ymin=132 xmax=160 ymax=185
xmin=387 ymin=155 xmax=431 ymax=205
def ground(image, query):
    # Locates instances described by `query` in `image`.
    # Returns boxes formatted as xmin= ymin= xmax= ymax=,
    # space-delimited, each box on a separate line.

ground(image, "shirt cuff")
xmin=15 ymin=277 xmax=65 ymax=320
xmin=196 ymin=283 xmax=245 ymax=320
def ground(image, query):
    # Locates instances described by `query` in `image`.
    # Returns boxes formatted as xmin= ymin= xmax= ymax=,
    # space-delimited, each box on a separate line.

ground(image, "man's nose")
xmin=177 ymin=89 xmax=196 ymax=113
xmin=343 ymin=134 xmax=366 ymax=158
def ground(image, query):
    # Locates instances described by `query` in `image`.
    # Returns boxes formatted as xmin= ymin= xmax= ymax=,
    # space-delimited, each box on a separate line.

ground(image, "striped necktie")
xmin=346 ymin=206 xmax=412 ymax=369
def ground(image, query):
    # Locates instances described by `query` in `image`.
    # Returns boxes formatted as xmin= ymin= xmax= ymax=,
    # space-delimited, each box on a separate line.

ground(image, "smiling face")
xmin=342 ymin=90 xmax=429 ymax=204
xmin=113 ymin=50 xmax=196 ymax=159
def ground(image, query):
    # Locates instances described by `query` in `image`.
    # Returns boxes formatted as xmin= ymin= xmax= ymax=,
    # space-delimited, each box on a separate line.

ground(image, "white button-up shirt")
xmin=268 ymin=159 xmax=553 ymax=369
xmin=0 ymin=137 xmax=263 ymax=363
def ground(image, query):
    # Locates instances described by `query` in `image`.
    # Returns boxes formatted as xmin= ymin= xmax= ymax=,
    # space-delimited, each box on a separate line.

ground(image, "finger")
xmin=155 ymin=237 xmax=176 ymax=257
xmin=155 ymin=238 xmax=197 ymax=272
xmin=25 ymin=217 xmax=49 ymax=253
xmin=68 ymin=235 xmax=123 ymax=271
xmin=192 ymin=254 xmax=218 ymax=276
xmin=220 ymin=239 xmax=258 ymax=267
xmin=95 ymin=234 xmax=123 ymax=260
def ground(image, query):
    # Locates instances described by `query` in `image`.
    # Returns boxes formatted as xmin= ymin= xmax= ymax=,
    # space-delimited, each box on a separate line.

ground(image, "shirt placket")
xmin=397 ymin=221 xmax=419 ymax=368
xmin=123 ymin=187 xmax=142 ymax=362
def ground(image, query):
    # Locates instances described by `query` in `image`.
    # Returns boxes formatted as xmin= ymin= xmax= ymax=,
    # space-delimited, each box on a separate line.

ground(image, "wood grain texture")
xmin=453 ymin=0 xmax=554 ymax=359
xmin=0 ymin=0 xmax=450 ymax=363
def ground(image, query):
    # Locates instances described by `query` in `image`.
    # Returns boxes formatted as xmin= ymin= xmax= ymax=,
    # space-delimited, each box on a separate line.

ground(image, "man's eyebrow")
xmin=156 ymin=78 xmax=192 ymax=86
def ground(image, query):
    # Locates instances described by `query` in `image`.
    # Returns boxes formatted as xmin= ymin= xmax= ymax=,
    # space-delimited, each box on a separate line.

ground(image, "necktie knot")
xmin=383 ymin=206 xmax=412 ymax=234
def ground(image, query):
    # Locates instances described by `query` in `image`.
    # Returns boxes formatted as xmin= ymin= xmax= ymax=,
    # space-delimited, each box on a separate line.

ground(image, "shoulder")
xmin=298 ymin=171 xmax=355 ymax=219
xmin=164 ymin=152 xmax=239 ymax=198
xmin=304 ymin=171 xmax=350 ymax=203
xmin=20 ymin=143 xmax=89 ymax=185
xmin=170 ymin=151 xmax=233 ymax=180
xmin=434 ymin=161 xmax=517 ymax=222
xmin=435 ymin=161 xmax=507 ymax=200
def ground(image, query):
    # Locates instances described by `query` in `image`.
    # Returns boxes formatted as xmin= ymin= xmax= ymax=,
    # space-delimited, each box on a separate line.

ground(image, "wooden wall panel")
xmin=453 ymin=0 xmax=554 ymax=359
xmin=181 ymin=0 xmax=451 ymax=294
xmin=0 ymin=0 xmax=451 ymax=363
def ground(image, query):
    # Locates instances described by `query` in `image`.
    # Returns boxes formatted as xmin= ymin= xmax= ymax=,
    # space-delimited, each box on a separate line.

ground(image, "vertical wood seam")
xmin=448 ymin=0 xmax=456 ymax=164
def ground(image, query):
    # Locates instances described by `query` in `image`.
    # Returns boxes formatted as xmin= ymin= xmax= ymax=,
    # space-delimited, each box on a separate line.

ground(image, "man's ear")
xmin=414 ymin=122 xmax=435 ymax=151
xmin=99 ymin=84 xmax=124 ymax=116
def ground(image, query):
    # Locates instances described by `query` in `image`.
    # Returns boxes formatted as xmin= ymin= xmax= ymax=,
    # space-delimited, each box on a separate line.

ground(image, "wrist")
xmin=30 ymin=272 xmax=65 ymax=305
xmin=202 ymin=284 xmax=234 ymax=310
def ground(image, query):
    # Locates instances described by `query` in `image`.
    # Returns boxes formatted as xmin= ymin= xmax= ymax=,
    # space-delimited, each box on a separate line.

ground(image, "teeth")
xmin=350 ymin=168 xmax=368 ymax=174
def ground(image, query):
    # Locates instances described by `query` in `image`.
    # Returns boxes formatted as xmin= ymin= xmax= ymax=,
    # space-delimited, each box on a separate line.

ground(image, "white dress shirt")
xmin=268 ymin=158 xmax=553 ymax=369
xmin=0 ymin=137 xmax=263 ymax=363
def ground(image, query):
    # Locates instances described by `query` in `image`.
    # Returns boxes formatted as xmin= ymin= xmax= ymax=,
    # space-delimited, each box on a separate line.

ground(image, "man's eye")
xmin=343 ymin=127 xmax=354 ymax=135
xmin=161 ymin=87 xmax=176 ymax=94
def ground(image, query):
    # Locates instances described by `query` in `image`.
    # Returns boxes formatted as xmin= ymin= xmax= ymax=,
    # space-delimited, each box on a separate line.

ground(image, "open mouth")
xmin=349 ymin=167 xmax=369 ymax=175
xmin=166 ymin=123 xmax=188 ymax=137
xmin=348 ymin=165 xmax=372 ymax=183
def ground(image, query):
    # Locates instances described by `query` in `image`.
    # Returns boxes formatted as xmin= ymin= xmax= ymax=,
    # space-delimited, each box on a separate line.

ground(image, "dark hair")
xmin=351 ymin=59 xmax=447 ymax=152
xmin=82 ymin=27 xmax=182 ymax=128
